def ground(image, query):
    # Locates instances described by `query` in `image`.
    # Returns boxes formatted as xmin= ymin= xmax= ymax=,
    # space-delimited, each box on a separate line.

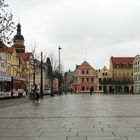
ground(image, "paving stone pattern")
xmin=0 ymin=94 xmax=140 ymax=140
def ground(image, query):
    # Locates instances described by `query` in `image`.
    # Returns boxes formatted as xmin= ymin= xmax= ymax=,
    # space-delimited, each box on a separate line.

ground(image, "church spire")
xmin=13 ymin=23 xmax=25 ymax=53
xmin=17 ymin=23 xmax=21 ymax=35
xmin=13 ymin=23 xmax=24 ymax=43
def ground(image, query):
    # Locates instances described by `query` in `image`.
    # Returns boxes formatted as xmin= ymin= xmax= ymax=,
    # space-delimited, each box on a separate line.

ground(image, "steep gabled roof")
xmin=74 ymin=61 xmax=96 ymax=71
xmin=73 ymin=60 xmax=97 ymax=77
xmin=80 ymin=61 xmax=95 ymax=70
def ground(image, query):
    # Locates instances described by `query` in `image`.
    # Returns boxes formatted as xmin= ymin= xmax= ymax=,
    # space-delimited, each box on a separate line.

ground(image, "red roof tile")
xmin=17 ymin=52 xmax=32 ymax=60
xmin=0 ymin=42 xmax=8 ymax=51
xmin=7 ymin=47 xmax=15 ymax=53
xmin=0 ymin=42 xmax=15 ymax=53
xmin=110 ymin=57 xmax=134 ymax=68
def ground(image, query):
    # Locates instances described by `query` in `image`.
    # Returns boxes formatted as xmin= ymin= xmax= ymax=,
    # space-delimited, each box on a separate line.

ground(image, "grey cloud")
xmin=7 ymin=0 xmax=140 ymax=70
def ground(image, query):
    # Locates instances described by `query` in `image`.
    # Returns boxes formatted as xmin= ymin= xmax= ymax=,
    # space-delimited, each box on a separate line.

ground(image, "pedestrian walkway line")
xmin=1 ymin=115 xmax=140 ymax=119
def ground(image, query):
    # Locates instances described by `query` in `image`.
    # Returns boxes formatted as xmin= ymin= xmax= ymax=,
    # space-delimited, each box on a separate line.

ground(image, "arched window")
xmin=82 ymin=70 xmax=84 ymax=74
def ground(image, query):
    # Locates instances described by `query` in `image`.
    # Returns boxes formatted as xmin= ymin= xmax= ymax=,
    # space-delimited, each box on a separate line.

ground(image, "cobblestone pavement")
xmin=0 ymin=94 xmax=140 ymax=140
xmin=0 ymin=97 xmax=30 ymax=109
xmin=0 ymin=96 xmax=51 ymax=109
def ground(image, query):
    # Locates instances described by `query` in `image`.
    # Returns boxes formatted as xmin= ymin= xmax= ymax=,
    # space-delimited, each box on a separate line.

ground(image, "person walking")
xmin=90 ymin=87 xmax=93 ymax=95
xmin=32 ymin=84 xmax=40 ymax=102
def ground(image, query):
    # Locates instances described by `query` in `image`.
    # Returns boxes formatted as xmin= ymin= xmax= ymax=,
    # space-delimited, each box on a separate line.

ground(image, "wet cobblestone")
xmin=0 ymin=94 xmax=140 ymax=140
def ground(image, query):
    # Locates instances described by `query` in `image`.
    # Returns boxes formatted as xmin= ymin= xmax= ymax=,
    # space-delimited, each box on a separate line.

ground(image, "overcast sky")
xmin=6 ymin=0 xmax=140 ymax=71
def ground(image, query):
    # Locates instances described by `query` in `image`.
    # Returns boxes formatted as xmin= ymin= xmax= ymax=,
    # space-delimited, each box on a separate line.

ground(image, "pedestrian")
xmin=71 ymin=89 xmax=73 ymax=94
xmin=90 ymin=87 xmax=93 ymax=95
xmin=90 ymin=88 xmax=92 ymax=95
xmin=33 ymin=83 xmax=40 ymax=102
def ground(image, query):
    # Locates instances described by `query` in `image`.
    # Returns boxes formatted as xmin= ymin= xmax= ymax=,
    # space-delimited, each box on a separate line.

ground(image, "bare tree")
xmin=30 ymin=49 xmax=41 ymax=85
xmin=49 ymin=52 xmax=58 ymax=73
xmin=49 ymin=52 xmax=64 ymax=74
xmin=48 ymin=52 xmax=64 ymax=95
xmin=28 ymin=47 xmax=47 ymax=85
xmin=0 ymin=0 xmax=15 ymax=44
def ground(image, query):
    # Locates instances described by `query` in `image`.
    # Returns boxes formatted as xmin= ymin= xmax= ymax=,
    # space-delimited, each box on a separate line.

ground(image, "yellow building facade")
xmin=5 ymin=47 xmax=19 ymax=77
xmin=97 ymin=66 xmax=112 ymax=93
xmin=109 ymin=57 xmax=134 ymax=93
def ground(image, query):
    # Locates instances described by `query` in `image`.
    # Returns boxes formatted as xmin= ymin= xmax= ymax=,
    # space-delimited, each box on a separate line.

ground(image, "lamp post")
xmin=58 ymin=46 xmax=61 ymax=73
xmin=64 ymin=72 xmax=67 ymax=95
xmin=58 ymin=46 xmax=62 ymax=95
xmin=40 ymin=51 xmax=43 ymax=98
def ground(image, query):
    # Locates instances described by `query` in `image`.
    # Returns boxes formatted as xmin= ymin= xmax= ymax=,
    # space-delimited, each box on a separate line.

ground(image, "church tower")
xmin=13 ymin=23 xmax=25 ymax=53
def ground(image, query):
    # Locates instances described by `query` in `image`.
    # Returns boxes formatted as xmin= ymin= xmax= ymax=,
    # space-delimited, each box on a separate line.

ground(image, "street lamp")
xmin=58 ymin=46 xmax=62 ymax=95
xmin=58 ymin=46 xmax=61 ymax=73
xmin=40 ymin=51 xmax=43 ymax=98
xmin=64 ymin=72 xmax=67 ymax=95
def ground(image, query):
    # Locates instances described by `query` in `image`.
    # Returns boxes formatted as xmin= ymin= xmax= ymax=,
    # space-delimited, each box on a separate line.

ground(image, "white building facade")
xmin=133 ymin=55 xmax=140 ymax=93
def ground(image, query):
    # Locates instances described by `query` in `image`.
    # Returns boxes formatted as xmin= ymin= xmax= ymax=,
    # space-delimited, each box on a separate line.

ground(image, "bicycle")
xmin=32 ymin=92 xmax=39 ymax=103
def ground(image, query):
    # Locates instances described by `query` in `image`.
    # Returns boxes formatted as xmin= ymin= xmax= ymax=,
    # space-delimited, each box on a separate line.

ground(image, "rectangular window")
xmin=82 ymin=78 xmax=84 ymax=82
xmin=99 ymin=86 xmax=102 ymax=90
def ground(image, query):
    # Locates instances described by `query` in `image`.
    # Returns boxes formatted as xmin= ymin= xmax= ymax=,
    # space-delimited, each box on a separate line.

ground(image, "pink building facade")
xmin=72 ymin=61 xmax=97 ymax=93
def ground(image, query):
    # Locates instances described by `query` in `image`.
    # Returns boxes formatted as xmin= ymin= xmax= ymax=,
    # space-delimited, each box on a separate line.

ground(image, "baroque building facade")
xmin=97 ymin=66 xmax=112 ymax=93
xmin=109 ymin=56 xmax=134 ymax=93
xmin=72 ymin=61 xmax=97 ymax=93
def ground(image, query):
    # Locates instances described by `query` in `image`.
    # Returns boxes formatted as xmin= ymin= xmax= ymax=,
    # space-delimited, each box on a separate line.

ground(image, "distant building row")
xmin=65 ymin=56 xmax=140 ymax=94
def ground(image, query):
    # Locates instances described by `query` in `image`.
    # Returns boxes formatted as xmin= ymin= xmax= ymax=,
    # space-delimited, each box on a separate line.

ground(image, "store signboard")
xmin=0 ymin=76 xmax=11 ymax=81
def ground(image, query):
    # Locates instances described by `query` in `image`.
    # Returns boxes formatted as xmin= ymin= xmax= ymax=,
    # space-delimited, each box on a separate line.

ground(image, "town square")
xmin=1 ymin=0 xmax=140 ymax=139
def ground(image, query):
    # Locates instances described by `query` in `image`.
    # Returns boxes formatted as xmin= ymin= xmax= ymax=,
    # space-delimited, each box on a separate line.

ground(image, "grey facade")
xmin=65 ymin=70 xmax=73 ymax=92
